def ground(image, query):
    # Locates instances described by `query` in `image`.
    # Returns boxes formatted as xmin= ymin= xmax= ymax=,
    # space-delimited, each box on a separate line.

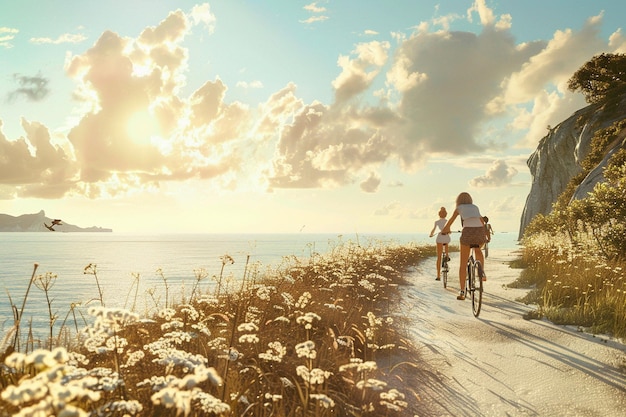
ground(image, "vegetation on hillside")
xmin=0 ymin=239 xmax=438 ymax=417
xmin=567 ymin=53 xmax=626 ymax=105
xmin=518 ymin=53 xmax=626 ymax=338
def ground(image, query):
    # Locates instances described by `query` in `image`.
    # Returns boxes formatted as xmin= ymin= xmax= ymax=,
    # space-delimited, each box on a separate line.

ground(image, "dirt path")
xmin=403 ymin=249 xmax=626 ymax=416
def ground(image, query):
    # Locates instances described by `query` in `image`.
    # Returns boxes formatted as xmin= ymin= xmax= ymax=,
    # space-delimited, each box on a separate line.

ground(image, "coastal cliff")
xmin=0 ymin=210 xmax=112 ymax=232
xmin=519 ymin=96 xmax=626 ymax=239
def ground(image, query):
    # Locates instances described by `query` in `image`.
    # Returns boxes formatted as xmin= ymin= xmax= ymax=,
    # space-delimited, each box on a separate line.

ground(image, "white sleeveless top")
xmin=457 ymin=204 xmax=482 ymax=227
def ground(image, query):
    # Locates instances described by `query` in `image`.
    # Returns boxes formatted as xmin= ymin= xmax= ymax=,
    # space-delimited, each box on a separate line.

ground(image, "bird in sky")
xmin=51 ymin=219 xmax=62 ymax=226
xmin=44 ymin=223 xmax=55 ymax=231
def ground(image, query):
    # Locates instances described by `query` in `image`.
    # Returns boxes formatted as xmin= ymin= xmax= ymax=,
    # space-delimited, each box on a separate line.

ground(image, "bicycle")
xmin=441 ymin=245 xmax=450 ymax=288
xmin=466 ymin=244 xmax=485 ymax=317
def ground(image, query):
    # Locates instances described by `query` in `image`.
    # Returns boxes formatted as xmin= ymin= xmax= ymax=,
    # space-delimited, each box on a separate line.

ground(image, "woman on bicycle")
xmin=429 ymin=207 xmax=451 ymax=281
xmin=441 ymin=192 xmax=490 ymax=300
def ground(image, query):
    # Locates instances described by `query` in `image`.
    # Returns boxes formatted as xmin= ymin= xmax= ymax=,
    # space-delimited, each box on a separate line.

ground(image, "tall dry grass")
xmin=515 ymin=233 xmax=626 ymax=337
xmin=0 ymin=238 xmax=437 ymax=417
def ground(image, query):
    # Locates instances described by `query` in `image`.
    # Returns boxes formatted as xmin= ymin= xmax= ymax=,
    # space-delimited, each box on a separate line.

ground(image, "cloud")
xmin=495 ymin=14 xmax=610 ymax=147
xmin=236 ymin=80 xmax=264 ymax=89
xmin=304 ymin=3 xmax=326 ymax=13
xmin=360 ymin=172 xmax=381 ymax=193
xmin=300 ymin=15 xmax=329 ymax=24
xmin=469 ymin=159 xmax=518 ymax=187
xmin=374 ymin=201 xmax=400 ymax=216
xmin=301 ymin=2 xmax=328 ymax=24
xmin=265 ymin=2 xmax=618 ymax=190
xmin=30 ymin=33 xmax=86 ymax=44
xmin=7 ymin=73 xmax=50 ymax=102
xmin=190 ymin=3 xmax=216 ymax=34
xmin=0 ymin=119 xmax=75 ymax=198
xmin=333 ymin=41 xmax=389 ymax=102
xmin=0 ymin=27 xmax=18 ymax=48
xmin=61 ymin=10 xmax=254 ymax=194
xmin=2 ymin=3 xmax=621 ymax=199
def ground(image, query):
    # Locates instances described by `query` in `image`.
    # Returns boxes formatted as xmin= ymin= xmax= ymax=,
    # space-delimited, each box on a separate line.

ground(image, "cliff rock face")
xmin=0 ymin=210 xmax=112 ymax=232
xmin=519 ymin=99 xmax=626 ymax=239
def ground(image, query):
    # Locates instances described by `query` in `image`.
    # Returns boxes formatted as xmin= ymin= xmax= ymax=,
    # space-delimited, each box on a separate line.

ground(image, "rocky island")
xmin=0 ymin=210 xmax=112 ymax=232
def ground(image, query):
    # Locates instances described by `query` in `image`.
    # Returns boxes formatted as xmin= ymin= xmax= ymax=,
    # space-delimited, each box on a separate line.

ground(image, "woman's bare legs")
xmin=476 ymin=244 xmax=486 ymax=280
xmin=436 ymin=243 xmax=444 ymax=279
xmin=458 ymin=243 xmax=470 ymax=298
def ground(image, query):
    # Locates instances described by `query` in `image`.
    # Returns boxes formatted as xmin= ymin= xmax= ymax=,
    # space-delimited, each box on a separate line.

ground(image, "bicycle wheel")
xmin=471 ymin=261 xmax=483 ymax=317
xmin=442 ymin=261 xmax=448 ymax=288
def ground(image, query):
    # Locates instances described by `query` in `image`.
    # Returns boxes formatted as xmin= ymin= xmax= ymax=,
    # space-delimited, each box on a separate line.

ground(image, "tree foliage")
xmin=567 ymin=53 xmax=626 ymax=104
xmin=523 ymin=122 xmax=626 ymax=261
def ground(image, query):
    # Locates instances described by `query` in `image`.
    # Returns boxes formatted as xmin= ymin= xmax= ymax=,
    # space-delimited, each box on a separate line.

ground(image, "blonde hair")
xmin=456 ymin=192 xmax=473 ymax=205
xmin=438 ymin=207 xmax=447 ymax=218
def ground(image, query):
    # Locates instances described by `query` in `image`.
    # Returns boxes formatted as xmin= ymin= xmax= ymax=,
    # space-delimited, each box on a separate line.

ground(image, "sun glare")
xmin=126 ymin=110 xmax=160 ymax=146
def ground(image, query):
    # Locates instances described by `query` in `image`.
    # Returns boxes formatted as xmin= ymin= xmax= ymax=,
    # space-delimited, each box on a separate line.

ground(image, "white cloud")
xmin=332 ymin=41 xmax=390 ymax=102
xmin=30 ymin=33 xmax=86 ymax=44
xmin=467 ymin=0 xmax=496 ymax=26
xmin=304 ymin=2 xmax=326 ymax=13
xmin=236 ymin=80 xmax=264 ymax=89
xmin=2 ymin=2 xmax=621 ymax=200
xmin=0 ymin=27 xmax=18 ymax=48
xmin=469 ymin=159 xmax=518 ymax=187
xmin=301 ymin=3 xmax=328 ymax=24
xmin=190 ymin=3 xmax=216 ymax=34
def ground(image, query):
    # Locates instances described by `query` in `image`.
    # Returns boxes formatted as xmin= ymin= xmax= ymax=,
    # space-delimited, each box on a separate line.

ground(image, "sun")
xmin=126 ymin=110 xmax=160 ymax=146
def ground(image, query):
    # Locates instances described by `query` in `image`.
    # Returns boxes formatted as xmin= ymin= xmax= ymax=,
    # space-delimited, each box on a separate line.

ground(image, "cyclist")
xmin=441 ymin=192 xmax=490 ymax=300
xmin=429 ymin=207 xmax=451 ymax=281
xmin=483 ymin=216 xmax=494 ymax=257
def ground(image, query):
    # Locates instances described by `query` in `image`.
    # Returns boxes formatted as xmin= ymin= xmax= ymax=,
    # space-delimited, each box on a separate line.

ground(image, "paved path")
xmin=403 ymin=249 xmax=626 ymax=416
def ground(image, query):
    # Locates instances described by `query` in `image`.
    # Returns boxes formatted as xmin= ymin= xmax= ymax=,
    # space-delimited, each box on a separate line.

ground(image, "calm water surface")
xmin=0 ymin=232 xmax=518 ymax=339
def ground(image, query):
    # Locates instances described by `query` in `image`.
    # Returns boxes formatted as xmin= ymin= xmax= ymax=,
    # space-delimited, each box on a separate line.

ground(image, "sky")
xmin=1 ymin=0 xmax=625 ymax=235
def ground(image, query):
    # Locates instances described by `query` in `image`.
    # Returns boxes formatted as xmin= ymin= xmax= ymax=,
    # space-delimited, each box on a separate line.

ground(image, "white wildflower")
xmin=295 ymin=340 xmax=317 ymax=359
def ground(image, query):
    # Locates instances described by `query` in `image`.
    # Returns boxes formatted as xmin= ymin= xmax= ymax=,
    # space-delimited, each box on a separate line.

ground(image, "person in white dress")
xmin=429 ymin=207 xmax=451 ymax=281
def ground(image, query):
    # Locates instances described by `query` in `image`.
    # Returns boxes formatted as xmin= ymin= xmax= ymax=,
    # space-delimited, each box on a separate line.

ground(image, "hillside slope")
xmin=0 ymin=210 xmax=112 ymax=232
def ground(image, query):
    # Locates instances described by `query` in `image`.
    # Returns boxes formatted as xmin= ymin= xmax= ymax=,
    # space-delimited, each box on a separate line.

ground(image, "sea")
xmin=0 ymin=232 xmax=519 ymax=340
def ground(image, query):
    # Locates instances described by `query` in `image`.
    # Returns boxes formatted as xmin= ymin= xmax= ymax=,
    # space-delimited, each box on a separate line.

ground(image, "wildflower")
xmin=296 ymin=366 xmax=331 ymax=385
xmin=295 ymin=340 xmax=317 ymax=359
xmin=238 ymin=334 xmax=260 ymax=344
xmin=356 ymin=378 xmax=387 ymax=390
xmin=357 ymin=361 xmax=378 ymax=373
xmin=380 ymin=388 xmax=407 ymax=410
xmin=221 ymin=254 xmax=235 ymax=265
xmin=296 ymin=312 xmax=321 ymax=329
xmin=180 ymin=305 xmax=200 ymax=321
xmin=256 ymin=285 xmax=274 ymax=301
xmin=311 ymin=393 xmax=336 ymax=408
xmin=196 ymin=391 xmax=231 ymax=414
xmin=259 ymin=341 xmax=287 ymax=362
xmin=158 ymin=308 xmax=177 ymax=321
xmin=237 ymin=322 xmax=259 ymax=332
xmin=123 ymin=350 xmax=145 ymax=368
xmin=281 ymin=292 xmax=295 ymax=307
xmin=295 ymin=291 xmax=312 ymax=309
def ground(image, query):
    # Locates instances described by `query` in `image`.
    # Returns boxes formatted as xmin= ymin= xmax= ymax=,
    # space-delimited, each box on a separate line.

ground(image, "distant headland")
xmin=0 ymin=210 xmax=112 ymax=232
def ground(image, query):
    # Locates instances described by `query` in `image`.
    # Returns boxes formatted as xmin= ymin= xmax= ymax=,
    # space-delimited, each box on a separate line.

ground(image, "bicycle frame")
xmin=466 ymin=245 xmax=484 ymax=317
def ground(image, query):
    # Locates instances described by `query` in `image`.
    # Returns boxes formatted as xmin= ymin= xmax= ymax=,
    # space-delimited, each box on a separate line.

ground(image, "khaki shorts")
xmin=460 ymin=226 xmax=487 ymax=247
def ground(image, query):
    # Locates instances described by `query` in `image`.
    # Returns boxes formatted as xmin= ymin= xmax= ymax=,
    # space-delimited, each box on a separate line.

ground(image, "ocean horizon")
xmin=0 ymin=232 xmax=519 ymax=339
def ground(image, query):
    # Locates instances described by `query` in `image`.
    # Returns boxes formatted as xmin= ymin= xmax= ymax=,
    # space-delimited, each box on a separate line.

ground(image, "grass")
xmin=509 ymin=233 xmax=626 ymax=337
xmin=0 ymin=238 xmax=438 ymax=417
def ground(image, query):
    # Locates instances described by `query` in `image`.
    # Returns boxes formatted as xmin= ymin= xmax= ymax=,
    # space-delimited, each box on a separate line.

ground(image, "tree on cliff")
xmin=567 ymin=53 xmax=626 ymax=104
